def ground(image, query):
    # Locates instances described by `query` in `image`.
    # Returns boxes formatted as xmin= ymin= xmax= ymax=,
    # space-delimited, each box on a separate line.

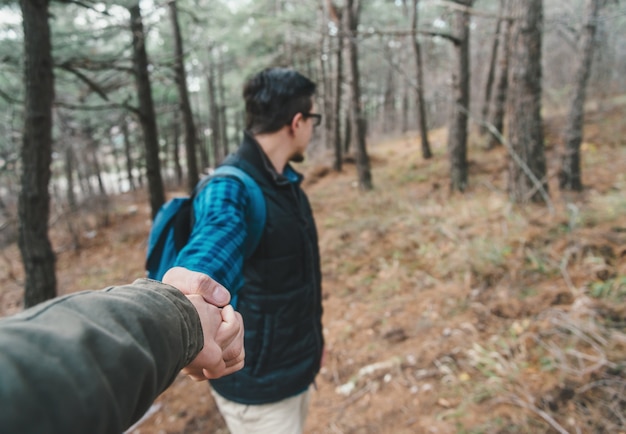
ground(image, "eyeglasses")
xmin=302 ymin=112 xmax=322 ymax=127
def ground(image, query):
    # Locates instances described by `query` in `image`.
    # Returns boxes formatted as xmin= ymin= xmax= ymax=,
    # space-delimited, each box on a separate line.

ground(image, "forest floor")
xmin=1 ymin=104 xmax=625 ymax=433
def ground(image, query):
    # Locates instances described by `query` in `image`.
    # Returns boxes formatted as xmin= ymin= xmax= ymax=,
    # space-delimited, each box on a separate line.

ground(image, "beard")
xmin=290 ymin=153 xmax=305 ymax=163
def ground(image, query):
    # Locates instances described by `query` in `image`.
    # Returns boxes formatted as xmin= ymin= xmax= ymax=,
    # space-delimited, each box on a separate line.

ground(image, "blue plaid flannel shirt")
xmin=174 ymin=176 xmax=250 ymax=295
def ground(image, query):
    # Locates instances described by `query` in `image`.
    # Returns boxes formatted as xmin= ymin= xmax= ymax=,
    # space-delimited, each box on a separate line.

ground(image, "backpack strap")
xmin=203 ymin=165 xmax=266 ymax=258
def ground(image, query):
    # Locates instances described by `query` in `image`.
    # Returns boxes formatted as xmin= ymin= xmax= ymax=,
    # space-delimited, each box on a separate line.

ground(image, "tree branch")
xmin=429 ymin=0 xmax=513 ymax=20
xmin=468 ymin=107 xmax=555 ymax=214
xmin=338 ymin=28 xmax=460 ymax=44
xmin=53 ymin=0 xmax=113 ymax=16
xmin=56 ymin=62 xmax=110 ymax=101
xmin=54 ymin=100 xmax=139 ymax=115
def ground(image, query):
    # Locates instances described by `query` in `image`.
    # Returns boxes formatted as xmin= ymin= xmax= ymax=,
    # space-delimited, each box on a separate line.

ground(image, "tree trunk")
xmin=318 ymin=3 xmax=331 ymax=152
xmin=121 ymin=116 xmax=136 ymax=192
xmin=76 ymin=148 xmax=93 ymax=199
xmin=172 ymin=110 xmax=183 ymax=185
xmin=18 ymin=0 xmax=57 ymax=307
xmin=447 ymin=0 xmax=472 ymax=192
xmin=217 ymin=52 xmax=229 ymax=158
xmin=328 ymin=0 xmax=345 ymax=171
xmin=506 ymin=0 xmax=548 ymax=203
xmin=559 ymin=0 xmax=601 ymax=191
xmin=412 ymin=0 xmax=432 ymax=159
xmin=169 ymin=0 xmax=199 ymax=192
xmin=206 ymin=46 xmax=221 ymax=167
xmin=382 ymin=61 xmax=395 ymax=134
xmin=129 ymin=4 xmax=165 ymax=219
xmin=64 ymin=143 xmax=78 ymax=212
xmin=59 ymin=150 xmax=81 ymax=250
xmin=83 ymin=124 xmax=107 ymax=198
xmin=346 ymin=0 xmax=373 ymax=191
xmin=110 ymin=137 xmax=123 ymax=192
xmin=343 ymin=107 xmax=351 ymax=154
xmin=401 ymin=92 xmax=409 ymax=134
xmin=234 ymin=111 xmax=243 ymax=145
xmin=479 ymin=0 xmax=504 ymax=135
xmin=332 ymin=5 xmax=344 ymax=172
xmin=487 ymin=2 xmax=511 ymax=150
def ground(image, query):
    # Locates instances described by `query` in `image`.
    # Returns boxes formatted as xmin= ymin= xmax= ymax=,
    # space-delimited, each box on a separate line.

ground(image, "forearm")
xmin=0 ymin=279 xmax=203 ymax=434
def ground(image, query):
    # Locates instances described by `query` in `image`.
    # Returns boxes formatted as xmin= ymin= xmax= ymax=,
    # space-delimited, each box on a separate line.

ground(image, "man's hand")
xmin=162 ymin=267 xmax=245 ymax=380
xmin=162 ymin=267 xmax=230 ymax=307
xmin=182 ymin=295 xmax=245 ymax=380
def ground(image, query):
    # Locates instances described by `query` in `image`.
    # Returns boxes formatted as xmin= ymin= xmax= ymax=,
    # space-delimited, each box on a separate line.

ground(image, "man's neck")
xmin=253 ymin=130 xmax=292 ymax=174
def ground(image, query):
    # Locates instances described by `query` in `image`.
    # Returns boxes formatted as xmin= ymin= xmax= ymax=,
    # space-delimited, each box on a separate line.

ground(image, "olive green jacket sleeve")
xmin=0 ymin=278 xmax=204 ymax=434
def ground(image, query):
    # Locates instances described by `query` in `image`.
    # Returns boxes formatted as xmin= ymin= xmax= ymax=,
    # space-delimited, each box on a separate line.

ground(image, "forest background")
xmin=1 ymin=0 xmax=625 ymax=432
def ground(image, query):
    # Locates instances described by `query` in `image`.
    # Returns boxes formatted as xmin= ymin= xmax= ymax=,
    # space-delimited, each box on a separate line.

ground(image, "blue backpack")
xmin=146 ymin=165 xmax=266 ymax=281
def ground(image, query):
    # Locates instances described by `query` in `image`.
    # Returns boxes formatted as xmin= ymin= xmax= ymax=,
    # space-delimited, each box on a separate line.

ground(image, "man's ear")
xmin=289 ymin=112 xmax=304 ymax=132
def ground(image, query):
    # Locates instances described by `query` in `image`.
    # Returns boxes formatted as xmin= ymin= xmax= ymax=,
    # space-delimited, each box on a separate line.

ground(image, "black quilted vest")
xmin=209 ymin=132 xmax=324 ymax=404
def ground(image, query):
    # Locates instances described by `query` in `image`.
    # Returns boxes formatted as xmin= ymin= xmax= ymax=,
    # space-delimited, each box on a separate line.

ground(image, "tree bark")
xmin=129 ymin=4 xmax=165 ymax=219
xmin=401 ymin=92 xmax=409 ymax=134
xmin=346 ymin=0 xmax=373 ymax=190
xmin=318 ymin=3 xmax=332 ymax=153
xmin=171 ymin=110 xmax=183 ymax=185
xmin=83 ymin=123 xmax=107 ymax=198
xmin=343 ymin=107 xmax=351 ymax=154
xmin=479 ymin=0 xmax=504 ymax=135
xmin=487 ymin=2 xmax=511 ymax=150
xmin=206 ymin=46 xmax=221 ymax=167
xmin=506 ymin=0 xmax=548 ymax=203
xmin=63 ymin=143 xmax=78 ymax=212
xmin=382 ymin=60 xmax=395 ymax=134
xmin=18 ymin=0 xmax=57 ymax=307
xmin=217 ymin=51 xmax=229 ymax=158
xmin=411 ymin=0 xmax=432 ymax=159
xmin=121 ymin=116 xmax=136 ymax=192
xmin=559 ymin=0 xmax=601 ymax=191
xmin=447 ymin=0 xmax=472 ymax=192
xmin=169 ymin=0 xmax=199 ymax=192
xmin=332 ymin=4 xmax=344 ymax=172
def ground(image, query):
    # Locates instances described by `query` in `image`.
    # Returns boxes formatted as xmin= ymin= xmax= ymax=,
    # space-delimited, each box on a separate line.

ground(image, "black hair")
xmin=243 ymin=67 xmax=316 ymax=135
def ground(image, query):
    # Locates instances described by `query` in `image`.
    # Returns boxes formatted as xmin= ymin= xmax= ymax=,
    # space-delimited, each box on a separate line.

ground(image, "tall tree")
xmin=479 ymin=0 xmax=505 ymax=136
xmin=217 ymin=49 xmax=229 ymax=158
xmin=330 ymin=1 xmax=344 ymax=172
xmin=506 ymin=0 xmax=548 ymax=203
xmin=318 ymin=1 xmax=332 ymax=153
xmin=128 ymin=3 xmax=165 ymax=218
xmin=382 ymin=57 xmax=395 ymax=134
xmin=18 ymin=0 xmax=57 ymax=307
xmin=346 ymin=0 xmax=373 ymax=191
xmin=121 ymin=116 xmax=137 ymax=192
xmin=487 ymin=0 xmax=512 ymax=150
xmin=447 ymin=0 xmax=473 ymax=192
xmin=558 ymin=0 xmax=602 ymax=191
xmin=169 ymin=0 xmax=199 ymax=192
xmin=206 ymin=45 xmax=221 ymax=167
xmin=411 ymin=0 xmax=432 ymax=159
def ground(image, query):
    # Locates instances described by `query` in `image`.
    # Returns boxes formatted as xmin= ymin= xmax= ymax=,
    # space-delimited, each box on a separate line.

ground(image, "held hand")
xmin=162 ymin=267 xmax=230 ymax=307
xmin=182 ymin=295 xmax=245 ymax=381
xmin=216 ymin=305 xmax=245 ymax=371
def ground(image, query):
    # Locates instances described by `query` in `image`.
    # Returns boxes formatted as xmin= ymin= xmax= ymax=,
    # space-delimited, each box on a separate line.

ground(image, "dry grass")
xmin=302 ymin=116 xmax=626 ymax=432
xmin=0 ymin=105 xmax=625 ymax=433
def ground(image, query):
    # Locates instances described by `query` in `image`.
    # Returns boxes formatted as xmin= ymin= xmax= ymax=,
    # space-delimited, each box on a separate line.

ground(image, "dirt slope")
xmin=1 ymin=106 xmax=625 ymax=433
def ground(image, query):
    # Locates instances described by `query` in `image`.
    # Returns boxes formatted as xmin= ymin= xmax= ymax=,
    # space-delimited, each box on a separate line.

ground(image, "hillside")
xmin=1 ymin=105 xmax=625 ymax=433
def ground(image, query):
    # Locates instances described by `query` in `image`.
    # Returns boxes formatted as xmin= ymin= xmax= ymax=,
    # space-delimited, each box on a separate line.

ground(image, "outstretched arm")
xmin=0 ymin=277 xmax=242 ymax=434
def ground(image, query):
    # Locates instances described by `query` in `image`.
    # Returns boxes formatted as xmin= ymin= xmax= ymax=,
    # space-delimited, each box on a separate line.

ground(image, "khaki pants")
xmin=211 ymin=388 xmax=311 ymax=434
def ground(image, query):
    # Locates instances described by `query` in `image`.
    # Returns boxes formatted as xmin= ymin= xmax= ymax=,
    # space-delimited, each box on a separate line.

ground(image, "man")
xmin=0 ymin=268 xmax=244 ymax=433
xmin=173 ymin=67 xmax=324 ymax=434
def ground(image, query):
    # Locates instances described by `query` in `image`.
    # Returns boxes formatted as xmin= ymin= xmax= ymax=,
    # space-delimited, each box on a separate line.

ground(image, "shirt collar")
xmin=242 ymin=131 xmax=303 ymax=186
